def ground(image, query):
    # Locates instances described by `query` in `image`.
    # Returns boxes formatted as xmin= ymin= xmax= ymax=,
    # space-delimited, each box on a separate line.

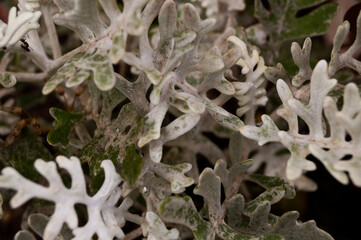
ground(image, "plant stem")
xmin=123 ymin=212 xmax=143 ymax=225
xmin=0 ymin=71 xmax=48 ymax=82
xmin=124 ymin=227 xmax=143 ymax=240
xmin=41 ymin=4 xmax=62 ymax=59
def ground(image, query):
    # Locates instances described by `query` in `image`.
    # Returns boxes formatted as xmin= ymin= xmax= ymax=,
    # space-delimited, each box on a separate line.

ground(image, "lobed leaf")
xmin=43 ymin=49 xmax=115 ymax=94
xmin=122 ymin=144 xmax=144 ymax=187
xmin=141 ymin=211 xmax=180 ymax=240
xmin=158 ymin=196 xmax=212 ymax=240
xmin=47 ymin=107 xmax=82 ymax=147
xmin=255 ymin=0 xmax=337 ymax=45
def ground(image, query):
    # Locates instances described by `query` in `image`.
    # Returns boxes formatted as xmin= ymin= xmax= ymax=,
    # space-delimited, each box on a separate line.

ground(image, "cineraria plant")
xmin=0 ymin=0 xmax=360 ymax=239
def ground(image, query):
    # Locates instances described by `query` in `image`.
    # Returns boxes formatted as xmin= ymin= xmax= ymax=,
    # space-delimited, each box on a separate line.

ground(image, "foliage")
xmin=254 ymin=0 xmax=337 ymax=51
xmin=159 ymin=160 xmax=332 ymax=240
xmin=47 ymin=107 xmax=82 ymax=146
xmin=0 ymin=0 xmax=358 ymax=239
xmin=0 ymin=156 xmax=132 ymax=239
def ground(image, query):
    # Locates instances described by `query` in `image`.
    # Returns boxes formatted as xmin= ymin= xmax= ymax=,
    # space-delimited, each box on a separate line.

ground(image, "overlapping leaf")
xmin=159 ymin=159 xmax=330 ymax=240
xmin=42 ymin=49 xmax=115 ymax=94
xmin=47 ymin=107 xmax=82 ymax=146
xmin=0 ymin=156 xmax=132 ymax=240
xmin=242 ymin=59 xmax=361 ymax=186
xmin=255 ymin=0 xmax=337 ymax=46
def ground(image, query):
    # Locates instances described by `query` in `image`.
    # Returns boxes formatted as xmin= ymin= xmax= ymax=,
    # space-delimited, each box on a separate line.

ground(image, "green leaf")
xmin=78 ymin=103 xmax=141 ymax=192
xmin=79 ymin=135 xmax=122 ymax=192
xmin=78 ymin=134 xmax=108 ymax=191
xmin=122 ymin=144 xmax=144 ymax=186
xmin=158 ymin=196 xmax=212 ymax=240
xmin=0 ymin=127 xmax=52 ymax=180
xmin=47 ymin=108 xmax=82 ymax=146
xmin=244 ymin=187 xmax=288 ymax=213
xmin=88 ymin=53 xmax=116 ymax=91
xmin=42 ymin=49 xmax=116 ymax=94
xmin=99 ymin=87 xmax=127 ymax=121
xmin=42 ymin=60 xmax=77 ymax=95
xmin=248 ymin=174 xmax=295 ymax=199
xmin=255 ymin=0 xmax=338 ymax=44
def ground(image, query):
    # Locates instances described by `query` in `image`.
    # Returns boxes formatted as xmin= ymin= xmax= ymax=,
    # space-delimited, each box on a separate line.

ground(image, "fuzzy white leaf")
xmin=228 ymin=36 xmax=268 ymax=119
xmin=0 ymin=7 xmax=41 ymax=48
xmin=291 ymin=38 xmax=312 ymax=87
xmin=18 ymin=0 xmax=40 ymax=12
xmin=149 ymin=161 xmax=194 ymax=192
xmin=278 ymin=132 xmax=316 ymax=180
xmin=190 ymin=54 xmax=224 ymax=73
xmin=175 ymin=92 xmax=206 ymax=114
xmin=309 ymin=145 xmax=348 ymax=185
xmin=142 ymin=212 xmax=180 ymax=240
xmin=150 ymin=113 xmax=201 ymax=162
xmin=0 ymin=156 xmax=131 ymax=240
xmin=334 ymin=158 xmax=361 ymax=187
xmin=139 ymin=101 xmax=169 ymax=147
xmin=241 ymin=115 xmax=279 ymax=146
xmin=53 ymin=0 xmax=106 ymax=41
xmin=329 ymin=12 xmax=361 ymax=75
xmin=288 ymin=60 xmax=337 ymax=138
